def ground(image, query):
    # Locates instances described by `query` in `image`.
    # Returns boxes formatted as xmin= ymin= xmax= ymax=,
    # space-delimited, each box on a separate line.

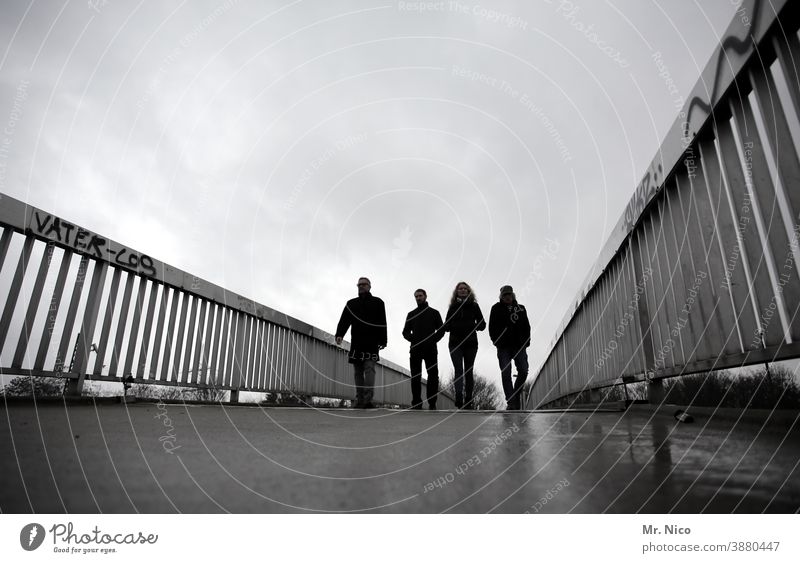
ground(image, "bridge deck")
xmin=1 ymin=403 xmax=798 ymax=513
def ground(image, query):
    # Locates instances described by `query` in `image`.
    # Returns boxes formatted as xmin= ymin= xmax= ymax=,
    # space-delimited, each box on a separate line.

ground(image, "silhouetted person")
xmin=335 ymin=277 xmax=387 ymax=409
xmin=443 ymin=281 xmax=486 ymax=409
xmin=402 ymin=289 xmax=444 ymax=410
xmin=489 ymin=285 xmax=531 ymax=410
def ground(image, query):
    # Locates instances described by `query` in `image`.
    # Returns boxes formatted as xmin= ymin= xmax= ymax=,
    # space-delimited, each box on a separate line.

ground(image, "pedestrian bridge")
xmin=1 ymin=401 xmax=797 ymax=512
xmin=1 ymin=0 xmax=800 ymax=513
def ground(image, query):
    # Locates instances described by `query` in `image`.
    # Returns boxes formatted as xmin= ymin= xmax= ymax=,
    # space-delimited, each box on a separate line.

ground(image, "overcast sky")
xmin=0 ymin=0 xmax=743 ymax=388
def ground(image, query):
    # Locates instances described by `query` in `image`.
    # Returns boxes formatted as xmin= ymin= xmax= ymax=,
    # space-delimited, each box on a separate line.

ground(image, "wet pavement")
xmin=1 ymin=402 xmax=798 ymax=513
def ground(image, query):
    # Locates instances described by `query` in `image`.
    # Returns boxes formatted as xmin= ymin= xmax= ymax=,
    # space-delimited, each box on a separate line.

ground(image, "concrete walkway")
xmin=1 ymin=402 xmax=798 ymax=513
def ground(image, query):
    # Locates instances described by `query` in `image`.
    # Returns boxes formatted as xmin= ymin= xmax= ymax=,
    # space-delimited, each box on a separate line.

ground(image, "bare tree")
xmin=441 ymin=371 xmax=502 ymax=410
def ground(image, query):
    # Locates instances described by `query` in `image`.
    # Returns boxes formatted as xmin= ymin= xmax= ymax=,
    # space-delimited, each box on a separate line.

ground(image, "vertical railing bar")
xmin=697 ymin=136 xmax=746 ymax=355
xmin=669 ymin=174 xmax=713 ymax=363
xmin=122 ymin=278 xmax=148 ymax=379
xmin=159 ymin=288 xmax=181 ymax=382
xmin=734 ymin=85 xmax=795 ymax=341
xmin=217 ymin=308 xmax=232 ymax=387
xmin=54 ymin=256 xmax=90 ymax=374
xmin=180 ymin=295 xmax=199 ymax=383
xmin=69 ymin=260 xmax=108 ymax=394
xmin=224 ymin=310 xmax=239 ymax=388
xmin=148 ymin=285 xmax=169 ymax=380
xmin=136 ymin=280 xmax=160 ymax=379
xmin=192 ymin=299 xmax=208 ymax=386
xmin=257 ymin=322 xmax=268 ymax=390
xmin=265 ymin=323 xmax=276 ymax=390
xmin=199 ymin=302 xmax=215 ymax=386
xmin=641 ymin=216 xmax=667 ymax=369
xmin=232 ymin=312 xmax=246 ymax=393
xmin=107 ymin=271 xmax=135 ymax=377
xmin=249 ymin=320 xmax=262 ymax=391
xmin=712 ymin=129 xmax=761 ymax=347
xmin=92 ymin=268 xmax=122 ymax=376
xmin=772 ymin=32 xmax=800 ymax=145
xmin=171 ymin=292 xmax=191 ymax=383
xmin=0 ymin=228 xmax=13 ymax=271
xmin=654 ymin=196 xmax=684 ymax=366
xmin=12 ymin=242 xmax=54 ymax=368
xmin=0 ymin=235 xmax=35 ymax=350
xmin=725 ymin=101 xmax=783 ymax=346
xmin=239 ymin=314 xmax=252 ymax=390
xmin=209 ymin=306 xmax=226 ymax=387
xmin=34 ymin=249 xmax=72 ymax=371
xmin=690 ymin=137 xmax=743 ymax=356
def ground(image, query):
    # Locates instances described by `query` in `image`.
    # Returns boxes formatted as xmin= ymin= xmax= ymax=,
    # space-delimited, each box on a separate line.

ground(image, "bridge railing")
xmin=0 ymin=193 xmax=454 ymax=408
xmin=528 ymin=0 xmax=800 ymax=408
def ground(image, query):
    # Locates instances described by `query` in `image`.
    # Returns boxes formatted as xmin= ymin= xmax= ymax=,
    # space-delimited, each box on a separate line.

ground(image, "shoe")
xmin=411 ymin=404 xmax=423 ymax=410
xmin=363 ymin=402 xmax=376 ymax=409
xmin=455 ymin=399 xmax=463 ymax=409
xmin=428 ymin=403 xmax=437 ymax=411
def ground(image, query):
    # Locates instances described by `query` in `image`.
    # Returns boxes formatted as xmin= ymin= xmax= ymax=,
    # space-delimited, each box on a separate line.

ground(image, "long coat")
xmin=489 ymin=300 xmax=531 ymax=350
xmin=443 ymin=299 xmax=486 ymax=350
xmin=402 ymin=302 xmax=444 ymax=356
xmin=335 ymin=293 xmax=388 ymax=363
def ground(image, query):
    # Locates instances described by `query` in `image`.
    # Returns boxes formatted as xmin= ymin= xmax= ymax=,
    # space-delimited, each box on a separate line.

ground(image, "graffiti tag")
xmin=31 ymin=211 xmax=156 ymax=277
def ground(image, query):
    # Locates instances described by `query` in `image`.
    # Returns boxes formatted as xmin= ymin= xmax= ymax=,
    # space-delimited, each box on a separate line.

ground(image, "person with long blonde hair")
xmin=442 ymin=281 xmax=486 ymax=408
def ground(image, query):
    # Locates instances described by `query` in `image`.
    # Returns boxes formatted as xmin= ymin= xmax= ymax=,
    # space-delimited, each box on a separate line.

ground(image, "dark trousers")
xmin=450 ymin=345 xmax=478 ymax=406
xmin=410 ymin=349 xmax=439 ymax=407
xmin=352 ymin=359 xmax=376 ymax=405
xmin=498 ymin=347 xmax=529 ymax=408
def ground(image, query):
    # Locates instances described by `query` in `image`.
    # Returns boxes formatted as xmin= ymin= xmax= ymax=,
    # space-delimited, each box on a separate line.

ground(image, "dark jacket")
xmin=443 ymin=299 xmax=486 ymax=350
xmin=489 ymin=300 xmax=531 ymax=350
xmin=402 ymin=302 xmax=444 ymax=355
xmin=335 ymin=292 xmax=387 ymax=363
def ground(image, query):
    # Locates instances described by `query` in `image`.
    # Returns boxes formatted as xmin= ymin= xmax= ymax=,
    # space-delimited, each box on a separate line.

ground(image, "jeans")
xmin=352 ymin=359 xmax=376 ymax=405
xmin=410 ymin=349 xmax=439 ymax=408
xmin=450 ymin=345 xmax=478 ymax=406
xmin=497 ymin=347 xmax=528 ymax=407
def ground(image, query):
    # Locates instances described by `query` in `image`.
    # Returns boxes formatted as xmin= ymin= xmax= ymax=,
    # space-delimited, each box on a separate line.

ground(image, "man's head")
xmin=500 ymin=285 xmax=515 ymax=304
xmin=414 ymin=289 xmax=427 ymax=306
xmin=357 ymin=277 xmax=371 ymax=295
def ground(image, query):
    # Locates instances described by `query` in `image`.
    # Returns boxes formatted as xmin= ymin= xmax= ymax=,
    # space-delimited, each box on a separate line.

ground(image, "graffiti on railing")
xmin=621 ymin=162 xmax=663 ymax=232
xmin=30 ymin=210 xmax=156 ymax=276
xmin=682 ymin=0 xmax=762 ymax=139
